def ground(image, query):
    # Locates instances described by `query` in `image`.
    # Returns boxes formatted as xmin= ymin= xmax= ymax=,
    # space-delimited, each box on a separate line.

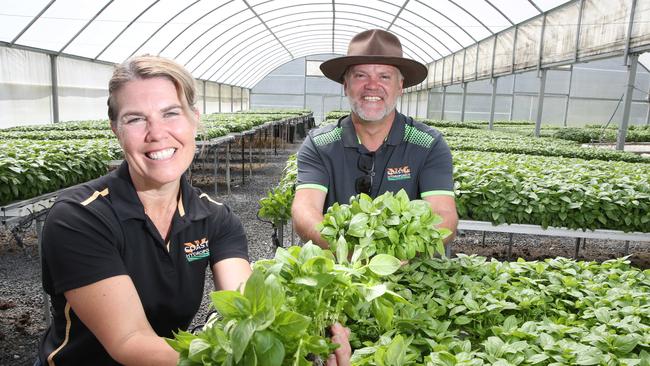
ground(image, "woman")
xmin=35 ymin=55 xmax=350 ymax=365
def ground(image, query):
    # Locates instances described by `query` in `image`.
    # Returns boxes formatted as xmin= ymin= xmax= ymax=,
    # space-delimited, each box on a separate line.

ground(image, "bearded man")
xmin=291 ymin=29 xmax=458 ymax=249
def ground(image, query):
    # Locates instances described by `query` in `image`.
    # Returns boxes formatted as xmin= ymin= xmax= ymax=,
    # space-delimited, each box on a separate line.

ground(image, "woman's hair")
xmin=107 ymin=55 xmax=197 ymax=126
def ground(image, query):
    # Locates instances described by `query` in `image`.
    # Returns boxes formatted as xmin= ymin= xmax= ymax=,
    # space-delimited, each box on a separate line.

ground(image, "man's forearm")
xmin=438 ymin=210 xmax=459 ymax=245
xmin=293 ymin=212 xmax=329 ymax=249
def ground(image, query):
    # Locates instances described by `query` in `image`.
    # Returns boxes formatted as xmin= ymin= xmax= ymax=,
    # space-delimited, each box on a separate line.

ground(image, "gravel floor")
xmin=1 ymin=140 xmax=648 ymax=366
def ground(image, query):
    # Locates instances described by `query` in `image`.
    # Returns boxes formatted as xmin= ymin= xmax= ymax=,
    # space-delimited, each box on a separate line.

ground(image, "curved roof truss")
xmin=0 ymin=0 xmax=572 ymax=88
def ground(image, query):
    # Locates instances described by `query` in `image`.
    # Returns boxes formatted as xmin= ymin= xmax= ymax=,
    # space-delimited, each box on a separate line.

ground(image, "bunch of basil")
xmin=167 ymin=243 xmax=404 ymax=365
xmin=318 ymin=190 xmax=451 ymax=261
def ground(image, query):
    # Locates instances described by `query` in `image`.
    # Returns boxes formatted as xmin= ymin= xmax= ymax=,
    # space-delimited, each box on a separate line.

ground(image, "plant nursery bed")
xmin=0 ymin=144 xmax=647 ymax=365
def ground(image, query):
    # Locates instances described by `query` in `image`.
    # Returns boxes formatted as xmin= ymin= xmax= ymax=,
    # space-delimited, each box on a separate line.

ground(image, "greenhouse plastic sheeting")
xmin=1 ymin=0 xmax=650 ymax=127
xmin=0 ymin=47 xmax=52 ymax=126
xmin=1 ymin=0 xmax=581 ymax=89
xmin=422 ymin=0 xmax=650 ymax=90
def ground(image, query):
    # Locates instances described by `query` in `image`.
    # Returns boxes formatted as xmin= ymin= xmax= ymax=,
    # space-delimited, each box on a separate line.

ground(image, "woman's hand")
xmin=326 ymin=323 xmax=351 ymax=366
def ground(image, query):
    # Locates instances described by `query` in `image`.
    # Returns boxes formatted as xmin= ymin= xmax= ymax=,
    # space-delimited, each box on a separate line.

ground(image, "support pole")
xmin=406 ymin=92 xmax=412 ymax=116
xmin=230 ymin=85 xmax=234 ymax=113
xmin=646 ymin=84 xmax=650 ymax=126
xmin=217 ymin=83 xmax=222 ymax=113
xmin=489 ymin=78 xmax=498 ymax=130
xmin=50 ymin=54 xmax=59 ymax=123
xmin=509 ymin=74 xmax=516 ymax=121
xmin=617 ymin=54 xmax=638 ymax=151
xmin=575 ymin=237 xmax=581 ymax=258
xmin=441 ymin=86 xmax=447 ymax=120
xmin=534 ymin=69 xmax=547 ymax=138
xmin=460 ymin=82 xmax=467 ymax=122
xmin=303 ymin=58 xmax=308 ymax=109
xmin=563 ymin=66 xmax=573 ymax=127
xmin=427 ymin=88 xmax=433 ymax=119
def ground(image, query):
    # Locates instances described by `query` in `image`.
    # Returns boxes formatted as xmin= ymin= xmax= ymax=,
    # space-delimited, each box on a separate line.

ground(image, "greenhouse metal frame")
xmin=1 ymin=0 xmax=650 ymax=143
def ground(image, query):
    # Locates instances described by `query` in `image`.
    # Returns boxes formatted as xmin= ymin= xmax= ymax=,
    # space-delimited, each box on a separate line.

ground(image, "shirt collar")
xmin=110 ymin=161 xmax=211 ymax=222
xmin=340 ymin=112 xmax=406 ymax=148
xmin=110 ymin=162 xmax=147 ymax=221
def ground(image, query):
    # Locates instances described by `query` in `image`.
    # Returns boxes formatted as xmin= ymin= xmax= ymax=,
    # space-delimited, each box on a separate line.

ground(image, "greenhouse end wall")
xmin=251 ymin=52 xmax=649 ymax=127
xmin=250 ymin=54 xmax=348 ymax=122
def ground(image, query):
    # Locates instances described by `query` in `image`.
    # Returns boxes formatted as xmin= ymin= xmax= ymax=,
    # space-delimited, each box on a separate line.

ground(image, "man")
xmin=292 ymin=29 xmax=458 ymax=250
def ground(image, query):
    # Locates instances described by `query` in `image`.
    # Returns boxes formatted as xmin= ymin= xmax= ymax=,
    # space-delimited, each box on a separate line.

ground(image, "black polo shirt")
xmin=37 ymin=161 xmax=248 ymax=365
xmin=296 ymin=112 xmax=454 ymax=212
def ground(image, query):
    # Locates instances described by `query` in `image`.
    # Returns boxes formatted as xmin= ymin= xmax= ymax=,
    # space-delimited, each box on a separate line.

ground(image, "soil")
xmin=1 ymin=141 xmax=648 ymax=366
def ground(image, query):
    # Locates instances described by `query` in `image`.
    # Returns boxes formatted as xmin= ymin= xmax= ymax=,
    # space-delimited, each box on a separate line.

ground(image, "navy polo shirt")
xmin=296 ymin=112 xmax=454 ymax=212
xmin=37 ymin=161 xmax=248 ymax=365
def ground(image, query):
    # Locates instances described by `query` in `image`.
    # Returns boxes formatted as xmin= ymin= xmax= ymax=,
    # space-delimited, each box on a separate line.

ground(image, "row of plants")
xmin=425 ymin=119 xmax=540 ymax=128
xmin=2 ymin=119 xmax=109 ymax=132
xmin=238 ymin=109 xmax=312 ymax=115
xmin=552 ymin=127 xmax=650 ymax=143
xmin=325 ymin=111 xmax=535 ymax=128
xmin=487 ymin=125 xmax=650 ymax=143
xmin=202 ymin=113 xmax=303 ymax=133
xmin=585 ymin=124 xmax=650 ymax=130
xmin=0 ymin=129 xmax=116 ymax=140
xmin=326 ymin=110 xmax=650 ymax=143
xmin=0 ymin=139 xmax=122 ymax=205
xmin=176 ymin=191 xmax=650 ymax=365
xmin=440 ymin=128 xmax=649 ymax=163
xmin=258 ymin=150 xmax=650 ymax=232
xmin=1 ymin=112 xmax=307 ymax=141
xmin=453 ymin=151 xmax=649 ymax=232
xmin=0 ymin=111 xmax=311 ymax=205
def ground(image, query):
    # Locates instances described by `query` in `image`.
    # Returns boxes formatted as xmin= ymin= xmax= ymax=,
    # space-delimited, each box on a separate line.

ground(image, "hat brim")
xmin=320 ymin=55 xmax=428 ymax=88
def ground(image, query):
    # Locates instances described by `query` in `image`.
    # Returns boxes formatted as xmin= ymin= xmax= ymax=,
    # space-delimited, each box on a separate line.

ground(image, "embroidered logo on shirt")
xmin=387 ymin=166 xmax=411 ymax=181
xmin=184 ymin=238 xmax=210 ymax=262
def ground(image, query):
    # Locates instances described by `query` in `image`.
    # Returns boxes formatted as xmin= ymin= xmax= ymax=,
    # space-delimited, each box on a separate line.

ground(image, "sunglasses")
xmin=355 ymin=153 xmax=375 ymax=195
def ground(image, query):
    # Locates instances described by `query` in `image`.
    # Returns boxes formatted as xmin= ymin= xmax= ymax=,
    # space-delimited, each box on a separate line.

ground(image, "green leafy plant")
xmin=0 ymin=112 xmax=313 ymax=205
xmin=0 ymin=139 xmax=123 ymax=205
xmin=258 ymin=155 xmax=297 ymax=225
xmin=169 ymin=243 xmax=404 ymax=365
xmin=171 ymin=251 xmax=650 ymax=365
xmin=259 ymin=150 xmax=649 ymax=234
xmin=440 ymin=127 xmax=647 ymax=163
xmin=318 ymin=190 xmax=451 ymax=261
xmin=454 ymin=151 xmax=650 ymax=232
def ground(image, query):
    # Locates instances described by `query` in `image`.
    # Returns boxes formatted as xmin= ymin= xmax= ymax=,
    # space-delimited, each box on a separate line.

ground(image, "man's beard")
xmin=350 ymin=97 xmax=398 ymax=123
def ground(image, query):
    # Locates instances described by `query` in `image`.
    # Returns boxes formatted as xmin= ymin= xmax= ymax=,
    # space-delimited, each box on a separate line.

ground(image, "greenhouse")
xmin=1 ymin=0 xmax=649 ymax=365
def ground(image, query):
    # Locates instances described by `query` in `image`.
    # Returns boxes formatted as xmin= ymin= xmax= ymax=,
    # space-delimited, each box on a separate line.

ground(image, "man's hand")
xmin=326 ymin=323 xmax=351 ymax=366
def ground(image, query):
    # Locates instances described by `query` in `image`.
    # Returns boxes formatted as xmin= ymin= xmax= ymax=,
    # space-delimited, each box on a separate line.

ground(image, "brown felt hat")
xmin=320 ymin=29 xmax=428 ymax=88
